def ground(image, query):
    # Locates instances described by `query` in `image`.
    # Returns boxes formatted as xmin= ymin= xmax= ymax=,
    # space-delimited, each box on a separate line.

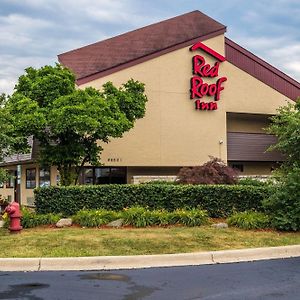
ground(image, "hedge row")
xmin=34 ymin=184 xmax=271 ymax=217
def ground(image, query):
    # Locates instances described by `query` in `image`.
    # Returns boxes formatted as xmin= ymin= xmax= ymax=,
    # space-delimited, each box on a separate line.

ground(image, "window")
xmin=231 ymin=163 xmax=244 ymax=173
xmin=79 ymin=167 xmax=126 ymax=185
xmin=95 ymin=167 xmax=126 ymax=184
xmin=110 ymin=167 xmax=127 ymax=184
xmin=95 ymin=168 xmax=110 ymax=184
xmin=80 ymin=168 xmax=94 ymax=185
xmin=39 ymin=168 xmax=51 ymax=187
xmin=6 ymin=170 xmax=15 ymax=188
xmin=26 ymin=169 xmax=36 ymax=189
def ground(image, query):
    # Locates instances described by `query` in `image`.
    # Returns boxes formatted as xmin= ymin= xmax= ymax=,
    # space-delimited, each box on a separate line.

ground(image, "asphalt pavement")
xmin=0 ymin=257 xmax=299 ymax=300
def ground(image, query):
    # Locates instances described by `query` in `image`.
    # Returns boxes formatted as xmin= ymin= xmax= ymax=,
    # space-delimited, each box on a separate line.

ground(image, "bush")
xmin=72 ymin=209 xmax=120 ymax=227
xmin=227 ymin=211 xmax=271 ymax=230
xmin=35 ymin=184 xmax=270 ymax=217
xmin=168 ymin=209 xmax=209 ymax=226
xmin=238 ymin=178 xmax=267 ymax=186
xmin=20 ymin=207 xmax=62 ymax=228
xmin=122 ymin=207 xmax=161 ymax=227
xmin=72 ymin=207 xmax=208 ymax=228
xmin=143 ymin=180 xmax=176 ymax=185
xmin=263 ymin=167 xmax=300 ymax=231
xmin=177 ymin=157 xmax=238 ymax=185
xmin=123 ymin=207 xmax=208 ymax=227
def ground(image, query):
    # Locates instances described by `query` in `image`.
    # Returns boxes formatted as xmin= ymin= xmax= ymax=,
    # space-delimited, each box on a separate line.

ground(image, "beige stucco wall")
xmin=80 ymin=35 xmax=228 ymax=167
xmin=79 ymin=34 xmax=292 ymax=170
xmin=0 ymin=187 xmax=14 ymax=202
xmin=224 ymin=62 xmax=292 ymax=114
xmin=0 ymin=165 xmax=16 ymax=202
xmin=227 ymin=113 xmax=271 ymax=133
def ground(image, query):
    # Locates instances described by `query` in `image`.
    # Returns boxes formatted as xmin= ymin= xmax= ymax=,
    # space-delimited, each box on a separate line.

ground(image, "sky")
xmin=1 ymin=0 xmax=300 ymax=95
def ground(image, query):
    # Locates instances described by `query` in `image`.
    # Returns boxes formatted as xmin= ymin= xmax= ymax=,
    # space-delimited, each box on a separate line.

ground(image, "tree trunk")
xmin=74 ymin=156 xmax=89 ymax=185
xmin=58 ymin=165 xmax=77 ymax=186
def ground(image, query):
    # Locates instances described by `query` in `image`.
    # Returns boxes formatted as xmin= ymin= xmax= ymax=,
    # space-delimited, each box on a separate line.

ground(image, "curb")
xmin=0 ymin=245 xmax=299 ymax=272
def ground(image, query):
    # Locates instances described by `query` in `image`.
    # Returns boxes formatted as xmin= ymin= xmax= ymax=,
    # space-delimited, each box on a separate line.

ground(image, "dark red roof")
xmin=58 ymin=10 xmax=226 ymax=83
xmin=225 ymin=38 xmax=300 ymax=101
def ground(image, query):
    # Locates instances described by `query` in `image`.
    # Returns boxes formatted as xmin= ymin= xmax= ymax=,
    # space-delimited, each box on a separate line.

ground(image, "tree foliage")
xmin=0 ymin=93 xmax=30 ymax=184
xmin=264 ymin=99 xmax=300 ymax=231
xmin=263 ymin=166 xmax=300 ymax=231
xmin=176 ymin=157 xmax=238 ymax=185
xmin=267 ymin=99 xmax=300 ymax=171
xmin=6 ymin=64 xmax=148 ymax=185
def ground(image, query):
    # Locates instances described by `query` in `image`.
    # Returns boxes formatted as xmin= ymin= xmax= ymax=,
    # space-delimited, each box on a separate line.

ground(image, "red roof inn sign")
xmin=190 ymin=42 xmax=227 ymax=111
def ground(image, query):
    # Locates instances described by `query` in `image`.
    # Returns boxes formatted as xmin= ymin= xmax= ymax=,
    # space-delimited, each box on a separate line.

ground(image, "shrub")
xmin=143 ymin=180 xmax=176 ymax=185
xmin=227 ymin=211 xmax=271 ymax=230
xmin=168 ymin=209 xmax=208 ymax=226
xmin=72 ymin=207 xmax=208 ymax=228
xmin=238 ymin=178 xmax=267 ymax=186
xmin=177 ymin=157 xmax=238 ymax=185
xmin=0 ymin=195 xmax=9 ymax=206
xmin=20 ymin=207 xmax=62 ymax=228
xmin=122 ymin=207 xmax=208 ymax=227
xmin=122 ymin=207 xmax=160 ymax=227
xmin=263 ymin=167 xmax=300 ymax=231
xmin=72 ymin=209 xmax=120 ymax=227
xmin=35 ymin=184 xmax=270 ymax=217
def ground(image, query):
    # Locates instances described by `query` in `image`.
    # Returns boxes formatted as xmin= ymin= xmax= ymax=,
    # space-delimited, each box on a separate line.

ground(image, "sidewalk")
xmin=0 ymin=245 xmax=299 ymax=272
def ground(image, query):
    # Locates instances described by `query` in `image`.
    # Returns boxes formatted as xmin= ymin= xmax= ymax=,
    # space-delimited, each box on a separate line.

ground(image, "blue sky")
xmin=1 ymin=0 xmax=300 ymax=94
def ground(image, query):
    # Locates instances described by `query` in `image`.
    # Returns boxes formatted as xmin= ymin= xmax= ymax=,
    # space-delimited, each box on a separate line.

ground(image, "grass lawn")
xmin=0 ymin=225 xmax=299 ymax=258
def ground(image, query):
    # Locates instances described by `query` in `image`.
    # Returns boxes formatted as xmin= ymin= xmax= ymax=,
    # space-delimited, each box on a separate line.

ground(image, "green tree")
xmin=0 ymin=94 xmax=8 ymax=183
xmin=263 ymin=99 xmax=300 ymax=231
xmin=0 ymin=93 xmax=30 ymax=184
xmin=267 ymin=99 xmax=300 ymax=171
xmin=263 ymin=165 xmax=300 ymax=231
xmin=6 ymin=64 xmax=147 ymax=185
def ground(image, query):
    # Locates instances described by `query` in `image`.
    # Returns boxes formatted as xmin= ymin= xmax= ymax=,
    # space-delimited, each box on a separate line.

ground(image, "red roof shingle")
xmin=58 ymin=10 xmax=226 ymax=83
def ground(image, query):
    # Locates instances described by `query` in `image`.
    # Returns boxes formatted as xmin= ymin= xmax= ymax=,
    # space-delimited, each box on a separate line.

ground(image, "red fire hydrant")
xmin=5 ymin=201 xmax=22 ymax=233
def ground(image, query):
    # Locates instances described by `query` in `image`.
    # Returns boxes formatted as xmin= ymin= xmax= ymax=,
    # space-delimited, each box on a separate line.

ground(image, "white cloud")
xmin=0 ymin=79 xmax=15 ymax=95
xmin=0 ymin=13 xmax=54 ymax=51
xmin=285 ymin=61 xmax=300 ymax=75
xmin=0 ymin=54 xmax=53 ymax=95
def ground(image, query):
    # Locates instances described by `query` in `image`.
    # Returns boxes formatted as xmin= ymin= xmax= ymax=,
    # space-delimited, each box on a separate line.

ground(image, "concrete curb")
xmin=0 ymin=245 xmax=299 ymax=272
xmin=0 ymin=258 xmax=40 ymax=272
